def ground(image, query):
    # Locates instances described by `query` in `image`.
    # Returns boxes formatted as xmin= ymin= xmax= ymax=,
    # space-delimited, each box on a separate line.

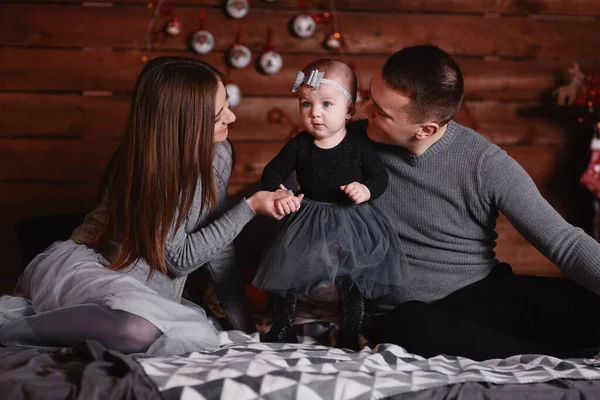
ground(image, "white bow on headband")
xmin=291 ymin=70 xmax=354 ymax=101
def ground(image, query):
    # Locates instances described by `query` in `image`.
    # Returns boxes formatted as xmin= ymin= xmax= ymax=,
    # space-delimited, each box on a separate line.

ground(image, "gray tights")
xmin=0 ymin=304 xmax=161 ymax=354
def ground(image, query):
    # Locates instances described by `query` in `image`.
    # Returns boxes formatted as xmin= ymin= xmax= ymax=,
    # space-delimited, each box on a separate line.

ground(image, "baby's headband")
xmin=291 ymin=70 xmax=354 ymax=102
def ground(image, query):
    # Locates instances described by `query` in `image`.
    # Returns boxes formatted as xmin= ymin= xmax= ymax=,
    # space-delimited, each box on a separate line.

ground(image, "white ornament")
xmin=190 ymin=30 xmax=215 ymax=54
xmin=165 ymin=18 xmax=182 ymax=37
xmin=356 ymin=89 xmax=369 ymax=104
xmin=225 ymin=83 xmax=242 ymax=107
xmin=325 ymin=32 xmax=342 ymax=50
xmin=225 ymin=0 xmax=249 ymax=19
xmin=259 ymin=51 xmax=283 ymax=75
xmin=228 ymin=44 xmax=252 ymax=69
xmin=292 ymin=14 xmax=316 ymax=39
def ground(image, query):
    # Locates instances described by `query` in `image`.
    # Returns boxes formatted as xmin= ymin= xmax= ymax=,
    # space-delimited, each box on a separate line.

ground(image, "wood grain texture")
xmin=0 ymin=93 xmax=569 ymax=145
xmin=0 ymin=138 xmax=569 ymax=187
xmin=0 ymin=180 xmax=575 ymax=278
xmin=1 ymin=0 xmax=596 ymax=278
xmin=3 ymin=48 xmax=600 ymax=101
xmin=3 ymin=0 xmax=599 ymax=17
xmin=496 ymin=213 xmax=563 ymax=277
xmin=2 ymin=5 xmax=600 ymax=58
xmin=0 ymin=180 xmax=252 ymax=222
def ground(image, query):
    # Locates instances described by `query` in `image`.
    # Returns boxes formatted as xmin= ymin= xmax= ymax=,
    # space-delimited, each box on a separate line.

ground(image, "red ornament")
xmin=581 ymin=135 xmax=600 ymax=197
xmin=267 ymin=107 xmax=299 ymax=139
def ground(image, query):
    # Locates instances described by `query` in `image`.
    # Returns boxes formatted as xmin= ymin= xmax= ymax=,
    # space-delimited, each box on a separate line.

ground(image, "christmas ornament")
xmin=268 ymin=107 xmax=300 ymax=139
xmin=260 ymin=51 xmax=283 ymax=75
xmin=165 ymin=17 xmax=181 ymax=36
xmin=346 ymin=61 xmax=368 ymax=103
xmin=191 ymin=30 xmax=215 ymax=55
xmin=356 ymin=88 xmax=369 ymax=104
xmin=228 ymin=44 xmax=252 ymax=69
xmin=225 ymin=82 xmax=242 ymax=107
xmin=554 ymin=63 xmax=585 ymax=106
xmin=259 ymin=28 xmax=282 ymax=75
xmin=227 ymin=26 xmax=252 ymax=69
xmin=292 ymin=14 xmax=316 ymax=38
xmin=325 ymin=32 xmax=342 ymax=50
xmin=160 ymin=4 xmax=182 ymax=37
xmin=190 ymin=12 xmax=214 ymax=54
xmin=577 ymin=74 xmax=600 ymax=108
xmin=581 ymin=131 xmax=600 ymax=198
xmin=225 ymin=0 xmax=250 ymax=19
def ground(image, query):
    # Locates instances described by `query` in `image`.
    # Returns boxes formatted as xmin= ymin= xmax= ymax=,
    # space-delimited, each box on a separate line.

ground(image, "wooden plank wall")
xmin=1 ymin=0 xmax=599 ymax=291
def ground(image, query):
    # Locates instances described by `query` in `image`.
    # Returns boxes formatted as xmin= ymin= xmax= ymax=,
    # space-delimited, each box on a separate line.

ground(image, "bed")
xmin=4 ymin=296 xmax=600 ymax=400
xmin=6 ymin=213 xmax=600 ymax=399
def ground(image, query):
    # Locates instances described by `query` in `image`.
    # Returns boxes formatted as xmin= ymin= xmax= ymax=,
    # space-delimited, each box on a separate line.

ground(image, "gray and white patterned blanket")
xmin=138 ymin=330 xmax=600 ymax=400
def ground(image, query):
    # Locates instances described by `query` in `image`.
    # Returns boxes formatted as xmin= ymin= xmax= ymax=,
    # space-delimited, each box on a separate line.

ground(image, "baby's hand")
xmin=274 ymin=189 xmax=304 ymax=216
xmin=340 ymin=182 xmax=371 ymax=204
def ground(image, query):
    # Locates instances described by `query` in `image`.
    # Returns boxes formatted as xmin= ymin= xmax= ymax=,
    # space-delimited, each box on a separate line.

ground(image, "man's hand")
xmin=340 ymin=182 xmax=371 ymax=204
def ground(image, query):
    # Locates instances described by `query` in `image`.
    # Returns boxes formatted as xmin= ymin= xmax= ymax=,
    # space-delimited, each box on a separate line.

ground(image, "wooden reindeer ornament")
xmin=554 ymin=63 xmax=585 ymax=106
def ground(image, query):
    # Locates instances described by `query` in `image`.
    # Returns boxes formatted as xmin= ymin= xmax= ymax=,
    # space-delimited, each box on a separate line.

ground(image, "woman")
xmin=0 ymin=57 xmax=301 ymax=356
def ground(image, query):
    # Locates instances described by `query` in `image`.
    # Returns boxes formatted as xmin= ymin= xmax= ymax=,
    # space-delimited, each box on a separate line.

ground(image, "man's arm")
xmin=479 ymin=147 xmax=600 ymax=294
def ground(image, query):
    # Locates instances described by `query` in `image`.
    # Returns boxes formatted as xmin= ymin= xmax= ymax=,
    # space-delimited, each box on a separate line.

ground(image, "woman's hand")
xmin=246 ymin=190 xmax=304 ymax=219
xmin=340 ymin=182 xmax=371 ymax=204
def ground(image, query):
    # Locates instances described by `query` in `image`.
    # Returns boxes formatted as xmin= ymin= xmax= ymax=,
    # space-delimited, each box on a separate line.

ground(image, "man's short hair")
xmin=382 ymin=45 xmax=464 ymax=126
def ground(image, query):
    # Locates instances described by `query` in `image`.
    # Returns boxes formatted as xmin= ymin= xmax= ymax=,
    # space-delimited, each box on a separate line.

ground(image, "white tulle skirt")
xmin=0 ymin=240 xmax=219 ymax=356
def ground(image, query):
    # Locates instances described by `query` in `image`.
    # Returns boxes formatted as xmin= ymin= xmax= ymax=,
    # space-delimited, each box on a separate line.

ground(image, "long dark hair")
xmin=87 ymin=57 xmax=223 ymax=276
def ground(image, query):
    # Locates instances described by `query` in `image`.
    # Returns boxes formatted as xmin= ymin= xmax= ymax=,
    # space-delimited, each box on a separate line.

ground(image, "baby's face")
xmin=298 ymin=80 xmax=351 ymax=145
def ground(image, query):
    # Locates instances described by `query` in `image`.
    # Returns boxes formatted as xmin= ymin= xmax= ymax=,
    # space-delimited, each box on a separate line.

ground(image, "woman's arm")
xmin=165 ymin=142 xmax=296 ymax=277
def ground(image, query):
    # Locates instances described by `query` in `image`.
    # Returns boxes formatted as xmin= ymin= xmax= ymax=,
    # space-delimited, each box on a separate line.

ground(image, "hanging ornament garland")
xmin=223 ymin=62 xmax=242 ymax=108
xmin=227 ymin=25 xmax=252 ymax=69
xmin=268 ymin=107 xmax=300 ymax=140
xmin=291 ymin=0 xmax=316 ymax=39
xmin=323 ymin=0 xmax=345 ymax=51
xmin=347 ymin=61 xmax=369 ymax=104
xmin=145 ymin=0 xmax=182 ymax=61
xmin=190 ymin=11 xmax=215 ymax=54
xmin=325 ymin=31 xmax=342 ymax=50
xmin=226 ymin=81 xmax=242 ymax=107
xmin=576 ymin=74 xmax=599 ymax=108
xmin=225 ymin=0 xmax=250 ymax=19
xmin=292 ymin=14 xmax=316 ymax=39
xmin=162 ymin=4 xmax=182 ymax=36
xmin=259 ymin=27 xmax=283 ymax=75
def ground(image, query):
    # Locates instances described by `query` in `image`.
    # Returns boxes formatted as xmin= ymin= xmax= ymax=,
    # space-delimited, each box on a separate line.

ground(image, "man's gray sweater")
xmin=373 ymin=120 xmax=600 ymax=308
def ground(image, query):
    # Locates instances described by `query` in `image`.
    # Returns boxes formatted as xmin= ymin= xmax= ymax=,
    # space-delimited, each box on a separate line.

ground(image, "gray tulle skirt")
xmin=0 ymin=240 xmax=219 ymax=356
xmin=252 ymin=199 xmax=410 ymax=299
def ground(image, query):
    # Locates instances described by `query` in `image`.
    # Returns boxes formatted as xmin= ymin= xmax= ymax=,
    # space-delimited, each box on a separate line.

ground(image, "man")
xmin=360 ymin=45 xmax=600 ymax=360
